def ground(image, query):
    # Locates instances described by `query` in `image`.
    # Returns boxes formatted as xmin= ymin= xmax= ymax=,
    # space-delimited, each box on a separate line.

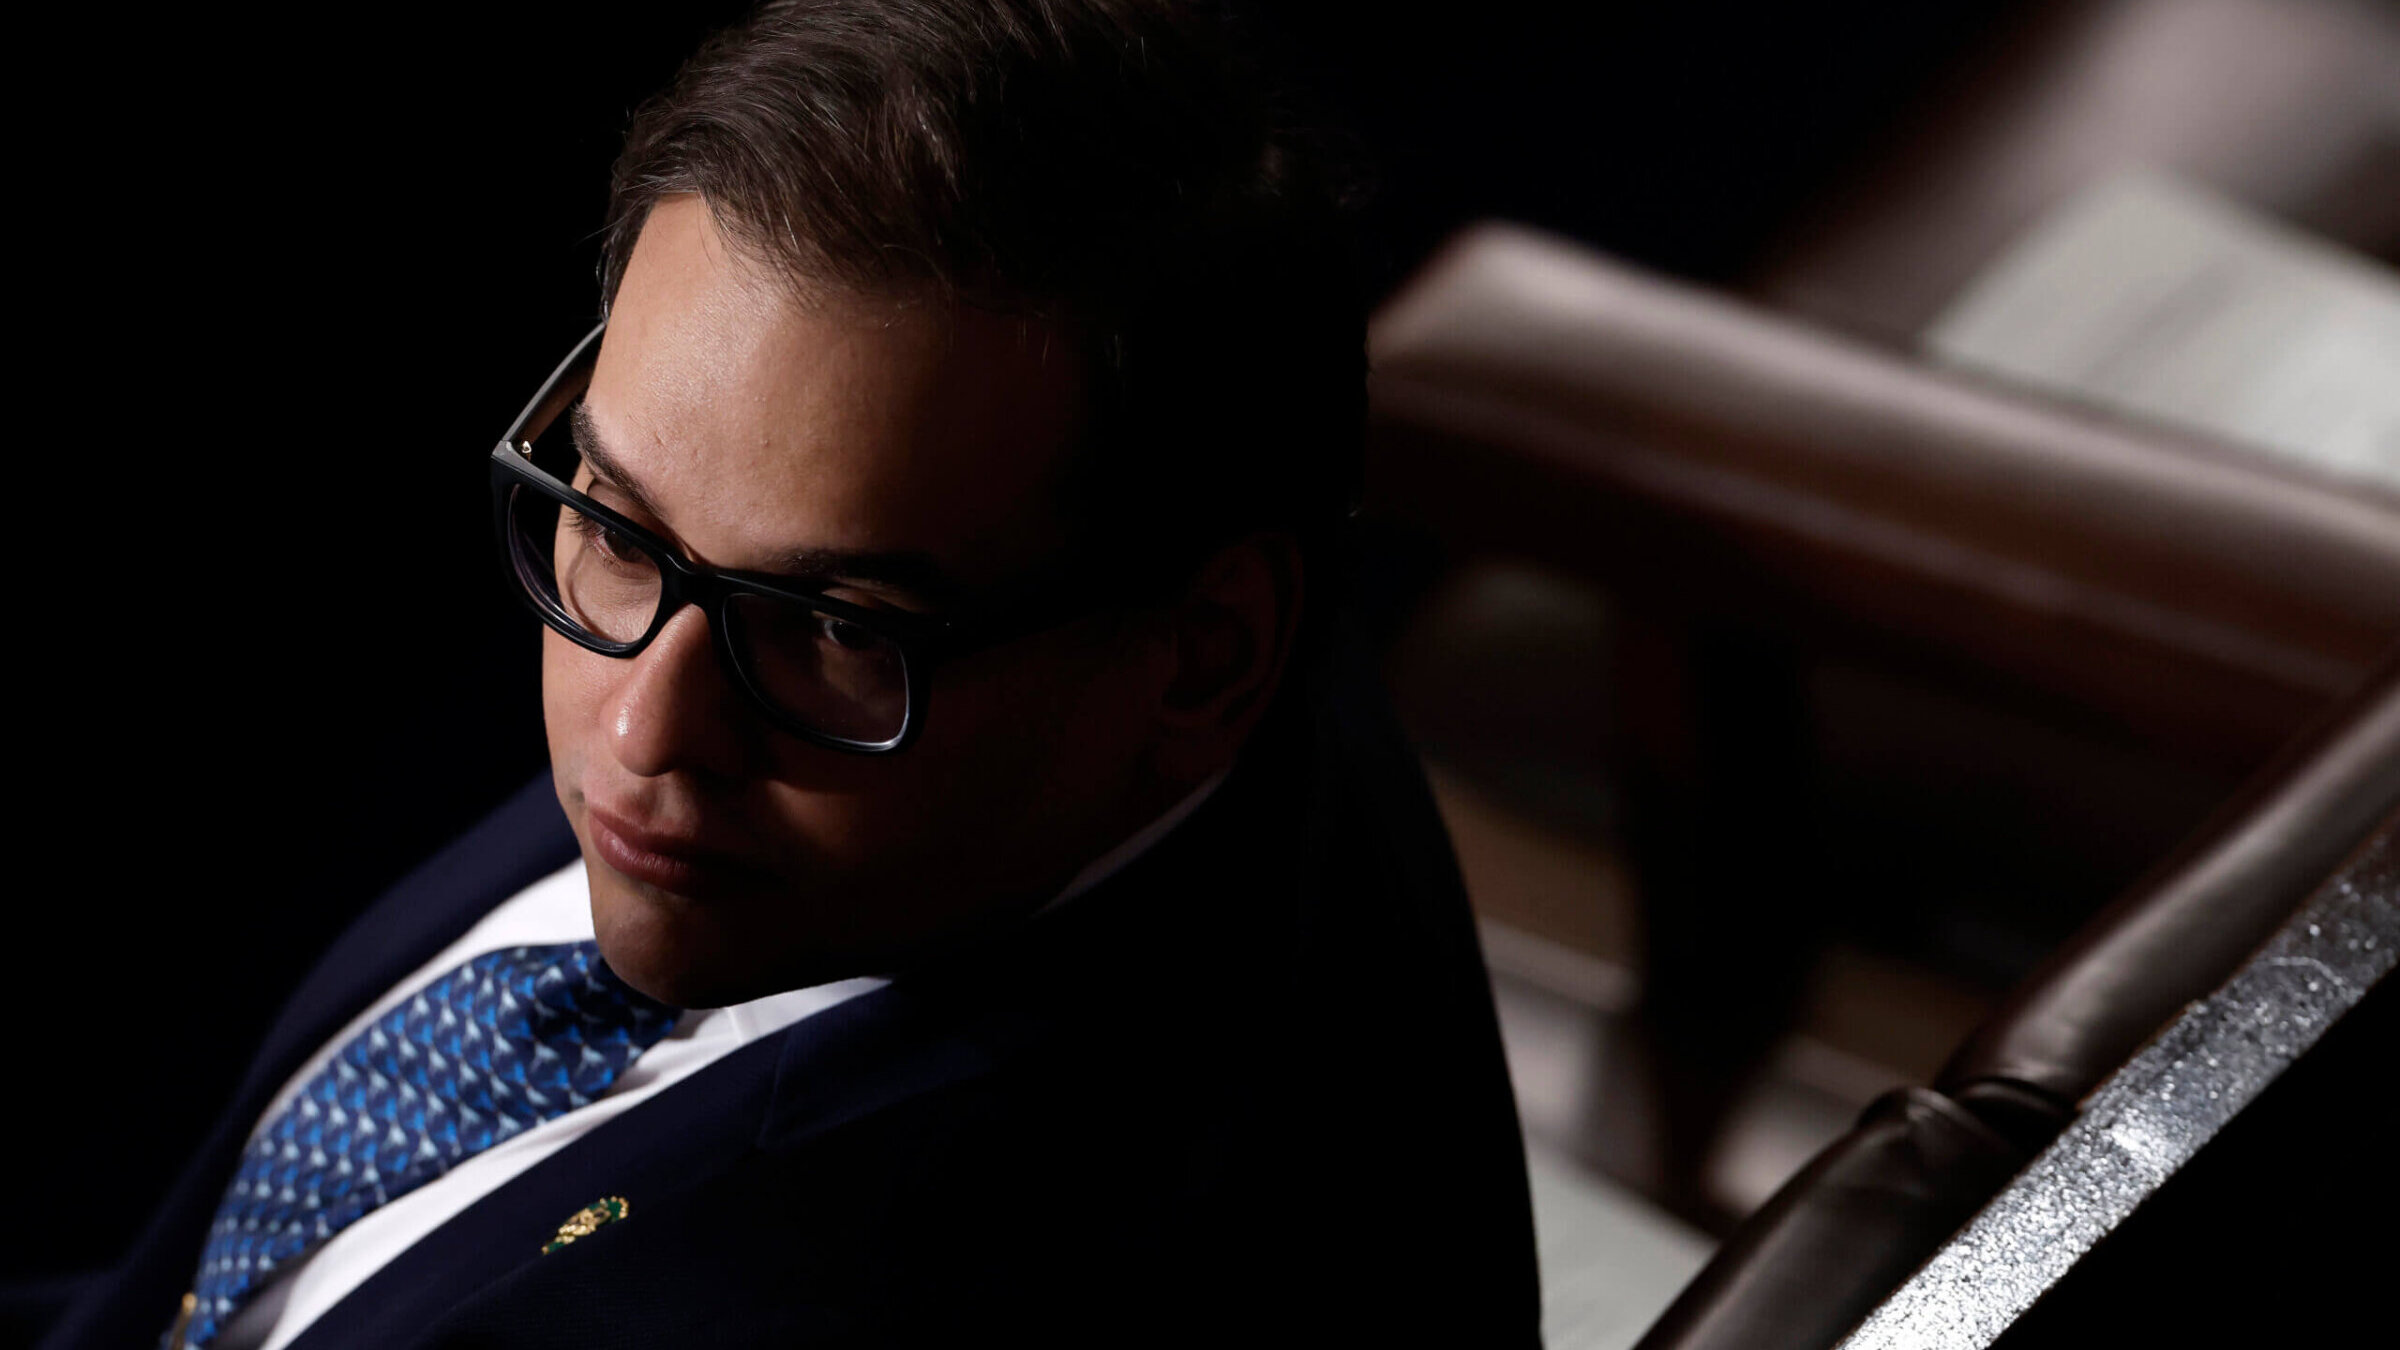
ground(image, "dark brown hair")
xmin=603 ymin=0 xmax=1363 ymax=574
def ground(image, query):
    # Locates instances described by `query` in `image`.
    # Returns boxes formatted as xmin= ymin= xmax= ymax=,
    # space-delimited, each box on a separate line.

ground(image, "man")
xmin=45 ymin=2 xmax=1537 ymax=1345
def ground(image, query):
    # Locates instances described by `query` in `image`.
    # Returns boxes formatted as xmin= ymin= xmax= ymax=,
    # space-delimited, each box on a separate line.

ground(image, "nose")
xmin=607 ymin=604 xmax=752 ymax=779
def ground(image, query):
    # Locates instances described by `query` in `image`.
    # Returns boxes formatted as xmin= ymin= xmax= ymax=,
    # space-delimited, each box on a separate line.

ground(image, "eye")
xmin=567 ymin=513 xmax=647 ymax=569
xmin=818 ymin=615 xmax=878 ymax=652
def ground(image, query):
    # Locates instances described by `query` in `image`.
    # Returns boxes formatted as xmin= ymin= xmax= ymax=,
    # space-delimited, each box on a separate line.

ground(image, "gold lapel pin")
xmin=542 ymin=1195 xmax=630 ymax=1254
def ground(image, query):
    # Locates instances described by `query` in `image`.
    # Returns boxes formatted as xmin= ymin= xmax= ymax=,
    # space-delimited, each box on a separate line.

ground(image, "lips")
xmin=585 ymin=803 xmax=770 ymax=898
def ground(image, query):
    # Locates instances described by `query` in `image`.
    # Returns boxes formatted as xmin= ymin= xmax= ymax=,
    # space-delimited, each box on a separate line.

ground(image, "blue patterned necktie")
xmin=178 ymin=942 xmax=679 ymax=1348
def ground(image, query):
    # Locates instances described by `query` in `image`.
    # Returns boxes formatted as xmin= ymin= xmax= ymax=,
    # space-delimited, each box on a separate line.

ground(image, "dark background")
xmin=14 ymin=0 xmax=2031 ymax=1322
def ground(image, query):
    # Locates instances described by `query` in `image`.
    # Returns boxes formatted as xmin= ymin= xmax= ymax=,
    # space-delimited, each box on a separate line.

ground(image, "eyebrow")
xmin=569 ymin=404 xmax=669 ymax=522
xmin=567 ymin=402 xmax=967 ymax=606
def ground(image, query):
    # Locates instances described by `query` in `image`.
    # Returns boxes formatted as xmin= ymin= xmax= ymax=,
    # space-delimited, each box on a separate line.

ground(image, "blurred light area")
xmin=1926 ymin=173 xmax=2399 ymax=491
xmin=1523 ymin=1138 xmax=1713 ymax=1350
xmin=1761 ymin=0 xmax=2400 ymax=340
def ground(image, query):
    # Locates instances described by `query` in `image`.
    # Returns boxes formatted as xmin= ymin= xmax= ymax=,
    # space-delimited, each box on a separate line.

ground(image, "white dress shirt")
xmin=216 ymin=774 xmax=1222 ymax=1350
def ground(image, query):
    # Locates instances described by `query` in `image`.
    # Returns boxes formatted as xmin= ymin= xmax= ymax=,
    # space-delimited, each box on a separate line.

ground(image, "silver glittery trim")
xmin=1840 ymin=812 xmax=2397 ymax=1350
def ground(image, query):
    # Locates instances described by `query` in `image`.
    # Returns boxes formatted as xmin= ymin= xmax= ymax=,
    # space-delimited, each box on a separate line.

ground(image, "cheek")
xmin=751 ymin=655 xmax=1079 ymax=878
xmin=932 ymin=633 xmax=1160 ymax=813
xmin=541 ymin=629 xmax=610 ymax=772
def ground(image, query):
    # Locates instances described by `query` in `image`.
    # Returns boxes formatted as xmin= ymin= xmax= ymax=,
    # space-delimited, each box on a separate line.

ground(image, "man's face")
xmin=547 ymin=196 xmax=1177 ymax=1008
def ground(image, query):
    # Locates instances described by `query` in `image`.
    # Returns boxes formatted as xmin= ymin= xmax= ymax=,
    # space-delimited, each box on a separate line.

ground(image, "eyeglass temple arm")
xmin=501 ymin=322 xmax=610 ymax=447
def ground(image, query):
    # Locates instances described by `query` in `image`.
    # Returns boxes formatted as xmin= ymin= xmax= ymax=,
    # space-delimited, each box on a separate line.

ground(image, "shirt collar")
xmin=1033 ymin=769 xmax=1229 ymax=919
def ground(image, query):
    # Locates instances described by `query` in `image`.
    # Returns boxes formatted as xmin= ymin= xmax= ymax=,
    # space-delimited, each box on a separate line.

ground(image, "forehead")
xmin=583 ymin=196 xmax=1087 ymax=591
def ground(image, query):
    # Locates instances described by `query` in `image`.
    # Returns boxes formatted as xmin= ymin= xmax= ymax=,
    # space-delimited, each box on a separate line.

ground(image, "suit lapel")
xmin=284 ymin=978 xmax=1016 ymax=1350
xmin=40 ymin=777 xmax=577 ymax=1350
xmin=239 ymin=776 xmax=579 ymax=1106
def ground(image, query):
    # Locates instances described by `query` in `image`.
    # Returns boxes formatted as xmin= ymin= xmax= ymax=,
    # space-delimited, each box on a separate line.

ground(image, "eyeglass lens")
xmin=502 ymin=416 xmax=914 ymax=745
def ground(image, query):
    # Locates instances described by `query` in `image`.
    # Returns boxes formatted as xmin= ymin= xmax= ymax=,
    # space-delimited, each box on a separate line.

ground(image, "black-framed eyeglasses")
xmin=489 ymin=323 xmax=1138 ymax=754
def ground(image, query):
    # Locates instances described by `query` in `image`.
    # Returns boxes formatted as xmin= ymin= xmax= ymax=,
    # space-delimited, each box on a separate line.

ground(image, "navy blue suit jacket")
xmin=45 ymin=660 xmax=1540 ymax=1348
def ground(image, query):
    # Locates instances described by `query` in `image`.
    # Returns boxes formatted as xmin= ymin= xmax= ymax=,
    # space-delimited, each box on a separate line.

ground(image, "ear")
xmin=1148 ymin=531 xmax=1304 ymax=783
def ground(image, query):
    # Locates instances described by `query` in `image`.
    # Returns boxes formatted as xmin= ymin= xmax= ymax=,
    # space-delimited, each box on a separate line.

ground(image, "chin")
xmin=586 ymin=863 xmax=872 ymax=1009
xmin=590 ymin=871 xmax=755 ymax=1008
